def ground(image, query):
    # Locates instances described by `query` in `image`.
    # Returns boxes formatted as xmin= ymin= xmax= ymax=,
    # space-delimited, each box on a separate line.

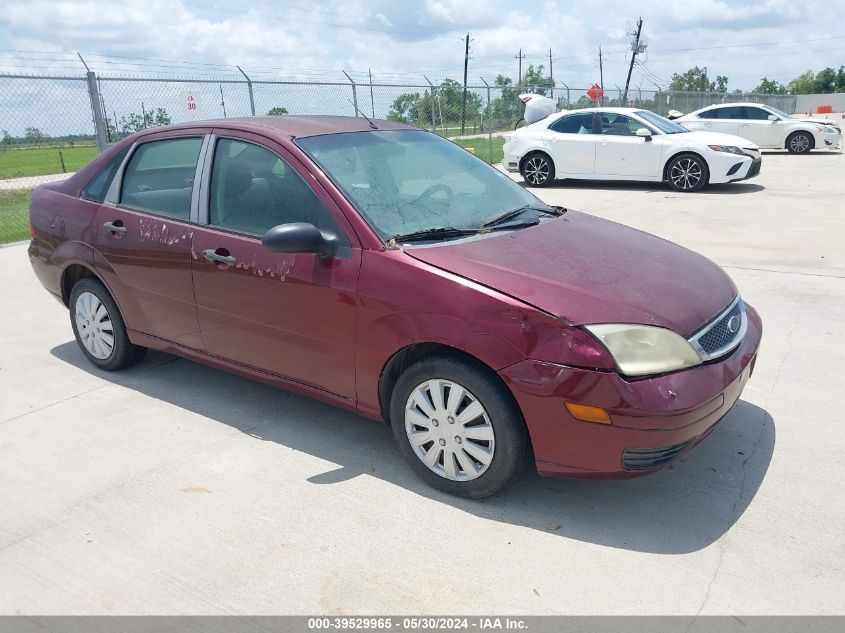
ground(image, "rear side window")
xmin=550 ymin=113 xmax=595 ymax=134
xmin=81 ymin=147 xmax=129 ymax=202
xmin=700 ymin=106 xmax=741 ymax=120
xmin=120 ymin=137 xmax=203 ymax=220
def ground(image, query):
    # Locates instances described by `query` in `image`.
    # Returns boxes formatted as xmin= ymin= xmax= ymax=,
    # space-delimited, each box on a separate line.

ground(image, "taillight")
xmin=29 ymin=215 xmax=35 ymax=239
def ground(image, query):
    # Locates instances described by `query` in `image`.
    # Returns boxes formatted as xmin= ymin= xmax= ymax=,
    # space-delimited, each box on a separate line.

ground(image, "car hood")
xmin=404 ymin=211 xmax=737 ymax=337
xmin=793 ymin=117 xmax=841 ymax=129
xmin=675 ymin=130 xmax=759 ymax=149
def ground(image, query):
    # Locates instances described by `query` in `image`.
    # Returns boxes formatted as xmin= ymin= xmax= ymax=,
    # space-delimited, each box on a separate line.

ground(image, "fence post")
xmin=424 ymin=76 xmax=436 ymax=133
xmin=343 ymin=71 xmax=358 ymax=117
xmin=561 ymin=82 xmax=569 ymax=107
xmin=480 ymin=77 xmax=492 ymax=164
xmin=85 ymin=71 xmax=108 ymax=152
xmin=236 ymin=66 xmax=256 ymax=116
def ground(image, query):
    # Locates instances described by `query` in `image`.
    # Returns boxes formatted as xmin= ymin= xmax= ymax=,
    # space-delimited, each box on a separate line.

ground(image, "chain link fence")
xmin=0 ymin=70 xmax=804 ymax=243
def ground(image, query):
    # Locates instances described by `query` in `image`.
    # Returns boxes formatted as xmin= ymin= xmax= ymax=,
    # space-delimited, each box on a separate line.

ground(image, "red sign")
xmin=587 ymin=83 xmax=604 ymax=102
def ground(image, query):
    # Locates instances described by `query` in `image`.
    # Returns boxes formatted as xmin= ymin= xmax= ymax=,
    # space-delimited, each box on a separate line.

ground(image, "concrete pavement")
xmin=0 ymin=150 xmax=843 ymax=614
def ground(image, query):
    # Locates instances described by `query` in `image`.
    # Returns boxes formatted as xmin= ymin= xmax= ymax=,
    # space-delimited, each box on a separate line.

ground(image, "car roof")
xmin=555 ymin=107 xmax=647 ymax=115
xmin=146 ymin=115 xmax=416 ymax=139
xmin=697 ymin=102 xmax=773 ymax=110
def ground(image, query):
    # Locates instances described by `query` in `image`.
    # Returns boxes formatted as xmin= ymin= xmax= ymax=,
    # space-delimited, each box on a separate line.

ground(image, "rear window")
xmin=81 ymin=147 xmax=130 ymax=203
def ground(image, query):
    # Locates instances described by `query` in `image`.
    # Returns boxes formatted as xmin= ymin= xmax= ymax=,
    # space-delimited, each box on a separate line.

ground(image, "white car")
xmin=675 ymin=103 xmax=842 ymax=154
xmin=503 ymin=107 xmax=761 ymax=192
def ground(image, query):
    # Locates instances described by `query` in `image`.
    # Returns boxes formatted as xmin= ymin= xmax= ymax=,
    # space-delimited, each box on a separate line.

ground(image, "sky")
xmin=1 ymin=0 xmax=844 ymax=89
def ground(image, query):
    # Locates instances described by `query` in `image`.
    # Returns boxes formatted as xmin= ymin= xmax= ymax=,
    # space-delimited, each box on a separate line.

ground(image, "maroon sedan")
xmin=28 ymin=116 xmax=761 ymax=498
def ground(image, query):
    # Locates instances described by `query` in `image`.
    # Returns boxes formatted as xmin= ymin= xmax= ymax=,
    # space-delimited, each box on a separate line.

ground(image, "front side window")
xmin=296 ymin=129 xmax=551 ymax=241
xmin=599 ymin=113 xmax=644 ymax=136
xmin=120 ymin=137 xmax=203 ymax=220
xmin=208 ymin=138 xmax=348 ymax=245
xmin=82 ymin=146 xmax=130 ymax=202
xmin=741 ymin=106 xmax=771 ymax=120
xmin=549 ymin=113 xmax=595 ymax=134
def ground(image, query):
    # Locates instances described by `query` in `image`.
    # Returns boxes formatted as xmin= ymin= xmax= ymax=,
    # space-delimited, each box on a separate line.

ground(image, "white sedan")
xmin=674 ymin=103 xmax=842 ymax=154
xmin=503 ymin=107 xmax=761 ymax=192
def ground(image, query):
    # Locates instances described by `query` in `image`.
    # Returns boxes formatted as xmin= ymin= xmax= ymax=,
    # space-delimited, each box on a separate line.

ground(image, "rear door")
xmin=593 ymin=113 xmax=663 ymax=177
xmin=542 ymin=112 xmax=596 ymax=175
xmin=688 ymin=106 xmax=741 ymax=136
xmin=94 ymin=132 xmax=208 ymax=349
xmin=190 ymin=131 xmax=361 ymax=399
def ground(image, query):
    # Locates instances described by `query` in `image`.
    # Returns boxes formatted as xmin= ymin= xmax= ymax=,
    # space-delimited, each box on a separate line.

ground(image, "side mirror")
xmin=767 ymin=114 xmax=778 ymax=121
xmin=262 ymin=222 xmax=337 ymax=258
xmin=635 ymin=127 xmax=653 ymax=141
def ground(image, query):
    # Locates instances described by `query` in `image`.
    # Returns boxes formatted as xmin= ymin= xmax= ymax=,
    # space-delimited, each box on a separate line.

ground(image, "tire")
xmin=390 ymin=354 xmax=526 ymax=498
xmin=666 ymin=153 xmax=708 ymax=192
xmin=786 ymin=131 xmax=813 ymax=154
xmin=520 ymin=152 xmax=555 ymax=187
xmin=69 ymin=277 xmax=146 ymax=371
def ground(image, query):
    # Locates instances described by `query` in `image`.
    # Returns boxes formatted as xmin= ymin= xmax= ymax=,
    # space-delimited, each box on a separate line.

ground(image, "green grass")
xmin=0 ymin=189 xmax=31 ymax=244
xmin=0 ymin=145 xmax=98 ymax=180
xmin=453 ymin=137 xmax=506 ymax=165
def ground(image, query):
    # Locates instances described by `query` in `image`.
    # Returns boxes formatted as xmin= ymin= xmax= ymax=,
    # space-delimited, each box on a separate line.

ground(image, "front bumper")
xmin=499 ymin=303 xmax=763 ymax=477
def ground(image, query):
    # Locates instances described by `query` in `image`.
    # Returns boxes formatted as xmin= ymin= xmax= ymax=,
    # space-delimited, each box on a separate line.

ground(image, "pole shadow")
xmin=51 ymin=342 xmax=775 ymax=555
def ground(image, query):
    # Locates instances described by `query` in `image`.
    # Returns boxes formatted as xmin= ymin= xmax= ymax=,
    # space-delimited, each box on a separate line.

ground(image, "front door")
xmin=738 ymin=106 xmax=779 ymax=147
xmin=593 ymin=113 xmax=663 ymax=177
xmin=94 ymin=133 xmax=207 ymax=349
xmin=190 ymin=133 xmax=360 ymax=400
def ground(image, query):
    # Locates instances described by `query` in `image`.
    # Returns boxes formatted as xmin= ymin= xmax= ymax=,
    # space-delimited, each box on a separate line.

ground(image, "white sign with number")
xmin=181 ymin=91 xmax=202 ymax=117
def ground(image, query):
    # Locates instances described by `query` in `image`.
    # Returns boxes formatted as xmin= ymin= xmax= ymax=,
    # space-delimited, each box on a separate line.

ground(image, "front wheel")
xmin=390 ymin=354 xmax=526 ymax=498
xmin=69 ymin=277 xmax=146 ymax=371
xmin=786 ymin=131 xmax=813 ymax=154
xmin=667 ymin=153 xmax=708 ymax=192
xmin=520 ymin=152 xmax=555 ymax=187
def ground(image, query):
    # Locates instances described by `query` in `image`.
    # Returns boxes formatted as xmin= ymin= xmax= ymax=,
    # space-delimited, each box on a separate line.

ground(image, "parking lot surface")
xmin=1 ymin=150 xmax=843 ymax=615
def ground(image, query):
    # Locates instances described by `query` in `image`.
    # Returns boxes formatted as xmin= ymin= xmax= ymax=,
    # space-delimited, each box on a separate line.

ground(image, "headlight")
xmin=583 ymin=324 xmax=702 ymax=377
xmin=707 ymin=145 xmax=745 ymax=155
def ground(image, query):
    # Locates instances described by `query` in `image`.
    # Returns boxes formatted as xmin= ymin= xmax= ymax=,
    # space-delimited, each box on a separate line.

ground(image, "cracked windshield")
xmin=297 ymin=129 xmax=546 ymax=241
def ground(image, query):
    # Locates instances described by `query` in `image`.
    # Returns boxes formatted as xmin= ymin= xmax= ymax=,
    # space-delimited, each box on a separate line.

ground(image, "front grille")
xmin=689 ymin=297 xmax=746 ymax=360
xmin=623 ymin=442 xmax=688 ymax=470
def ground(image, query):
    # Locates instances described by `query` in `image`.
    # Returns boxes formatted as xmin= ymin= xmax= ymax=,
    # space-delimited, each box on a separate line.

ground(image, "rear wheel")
xmin=390 ymin=354 xmax=526 ymax=498
xmin=69 ymin=277 xmax=146 ymax=371
xmin=786 ymin=131 xmax=813 ymax=154
xmin=667 ymin=153 xmax=708 ymax=192
xmin=520 ymin=152 xmax=555 ymax=187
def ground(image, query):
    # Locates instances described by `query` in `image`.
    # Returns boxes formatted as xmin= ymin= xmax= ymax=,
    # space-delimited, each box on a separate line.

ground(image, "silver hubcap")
xmin=74 ymin=291 xmax=114 ymax=360
xmin=790 ymin=135 xmax=809 ymax=152
xmin=670 ymin=158 xmax=702 ymax=190
xmin=405 ymin=379 xmax=495 ymax=481
xmin=523 ymin=156 xmax=549 ymax=185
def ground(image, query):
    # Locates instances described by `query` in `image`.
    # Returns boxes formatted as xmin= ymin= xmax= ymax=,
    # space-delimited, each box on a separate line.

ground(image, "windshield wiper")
xmin=482 ymin=204 xmax=563 ymax=228
xmin=389 ymin=226 xmax=481 ymax=243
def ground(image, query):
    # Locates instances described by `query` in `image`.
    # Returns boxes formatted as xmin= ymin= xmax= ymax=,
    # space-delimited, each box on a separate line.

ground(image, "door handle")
xmin=102 ymin=221 xmax=127 ymax=235
xmin=704 ymin=122 xmax=713 ymax=127
xmin=203 ymin=249 xmax=237 ymax=267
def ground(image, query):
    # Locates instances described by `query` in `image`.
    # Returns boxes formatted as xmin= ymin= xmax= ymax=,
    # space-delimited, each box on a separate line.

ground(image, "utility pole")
xmin=549 ymin=48 xmax=554 ymax=98
xmin=701 ymin=66 xmax=708 ymax=92
xmin=515 ymin=49 xmax=524 ymax=88
xmin=461 ymin=32 xmax=470 ymax=134
xmin=598 ymin=45 xmax=605 ymax=106
xmin=622 ymin=17 xmax=643 ymax=105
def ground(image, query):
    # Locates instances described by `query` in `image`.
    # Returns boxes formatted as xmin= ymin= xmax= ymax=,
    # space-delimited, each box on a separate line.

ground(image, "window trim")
xmin=106 ymin=133 xmax=208 ymax=224
xmin=197 ymin=132 xmax=354 ymax=258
